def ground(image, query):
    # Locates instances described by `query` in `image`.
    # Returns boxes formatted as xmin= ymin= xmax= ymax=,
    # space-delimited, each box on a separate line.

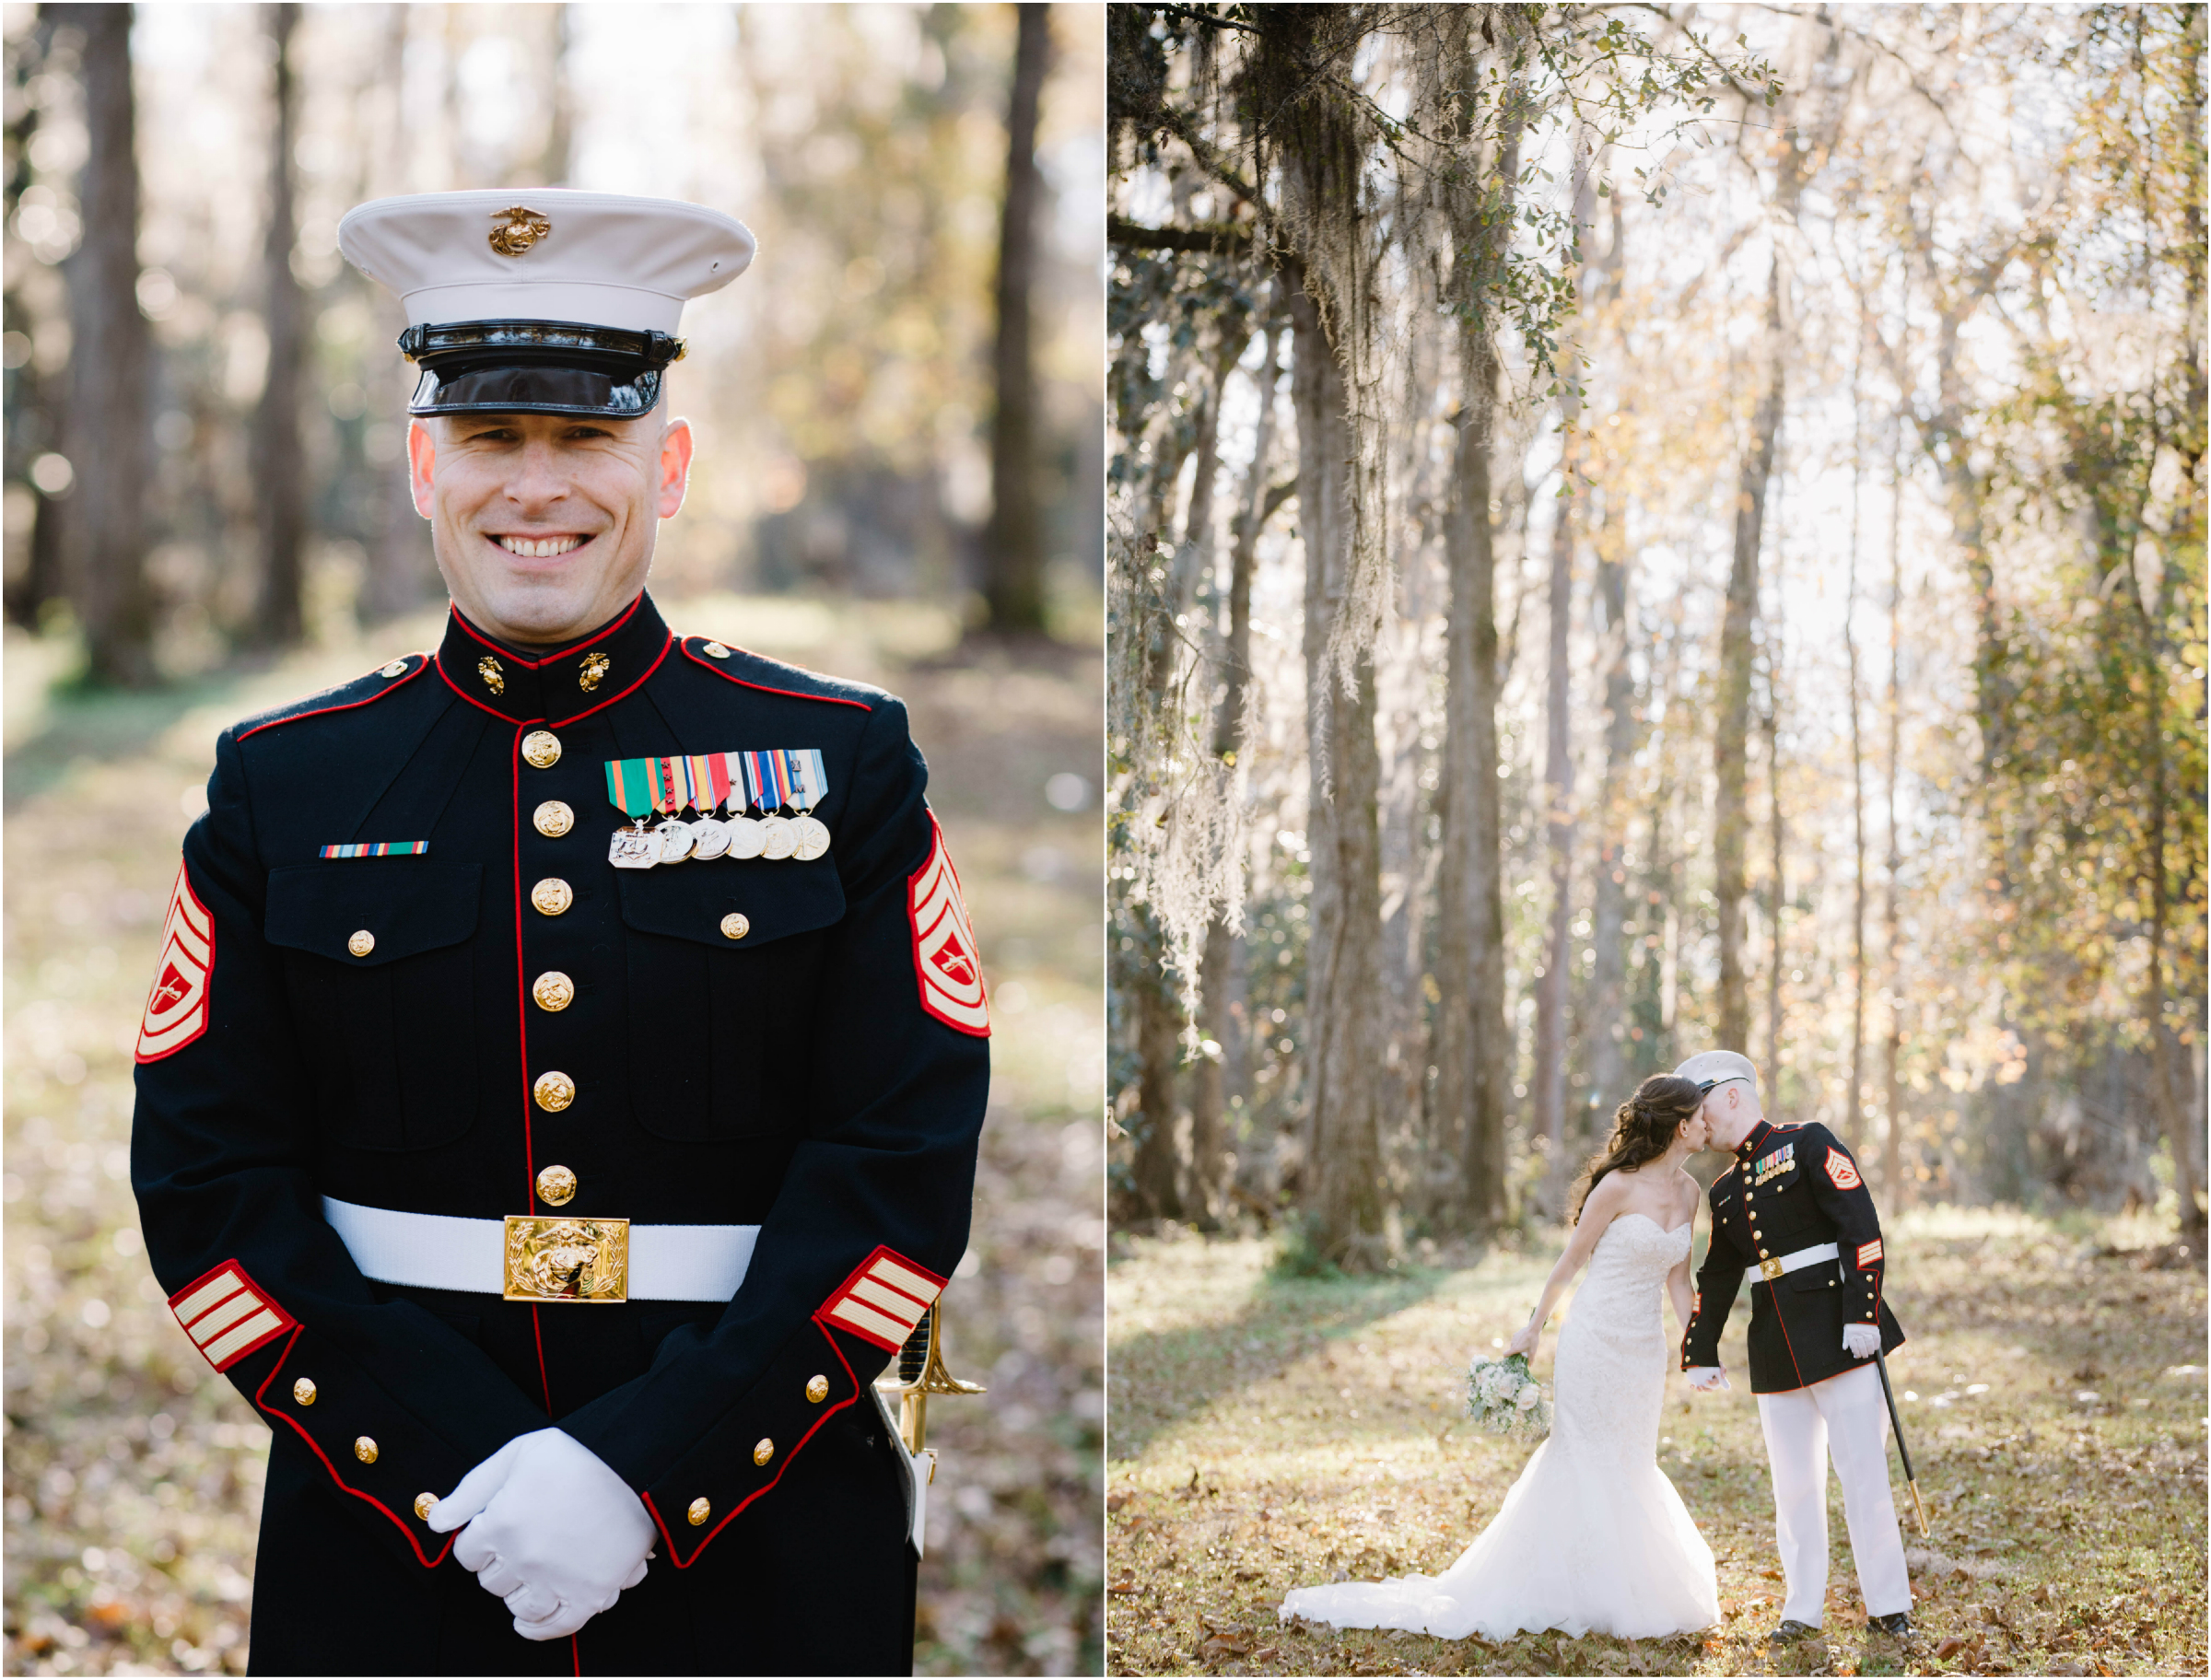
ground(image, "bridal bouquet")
xmin=1464 ymin=1351 xmax=1552 ymax=1441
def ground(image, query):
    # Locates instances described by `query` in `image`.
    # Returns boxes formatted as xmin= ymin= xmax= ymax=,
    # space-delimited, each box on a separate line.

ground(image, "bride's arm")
xmin=1504 ymin=1177 xmax=1626 ymax=1356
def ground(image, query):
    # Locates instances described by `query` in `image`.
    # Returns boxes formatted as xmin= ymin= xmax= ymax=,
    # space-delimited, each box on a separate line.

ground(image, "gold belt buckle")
xmin=1759 ymin=1256 xmax=1785 ymax=1282
xmin=503 ymin=1215 xmax=629 ymax=1302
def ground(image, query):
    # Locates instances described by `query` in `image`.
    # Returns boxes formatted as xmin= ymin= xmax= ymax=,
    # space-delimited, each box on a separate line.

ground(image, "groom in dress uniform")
xmin=1675 ymin=1051 xmax=1913 ymax=1646
xmin=129 ymin=190 xmax=990 ymax=1674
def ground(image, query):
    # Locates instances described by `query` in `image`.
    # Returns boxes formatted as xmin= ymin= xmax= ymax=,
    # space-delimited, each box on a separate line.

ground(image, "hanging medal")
xmin=724 ymin=750 xmax=767 ymax=858
xmin=743 ymin=750 xmax=797 ymax=858
xmin=652 ymin=757 xmax=696 ymax=863
xmin=685 ymin=752 xmax=733 ymax=859
xmin=786 ymin=748 xmax=832 ymax=861
xmin=604 ymin=758 xmax=661 ymax=869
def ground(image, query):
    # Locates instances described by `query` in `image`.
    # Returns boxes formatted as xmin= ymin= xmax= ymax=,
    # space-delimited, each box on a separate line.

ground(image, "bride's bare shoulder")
xmin=1673 ymin=1165 xmax=1705 ymax=1211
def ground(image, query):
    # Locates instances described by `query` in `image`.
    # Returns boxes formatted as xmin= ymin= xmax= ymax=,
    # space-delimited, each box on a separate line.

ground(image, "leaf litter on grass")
xmin=1105 ymin=1212 xmax=2206 ymax=1676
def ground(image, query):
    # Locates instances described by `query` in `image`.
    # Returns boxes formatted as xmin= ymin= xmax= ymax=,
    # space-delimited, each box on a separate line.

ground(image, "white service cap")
xmin=338 ymin=189 xmax=755 ymax=335
xmin=1672 ymin=1050 xmax=1759 ymax=1094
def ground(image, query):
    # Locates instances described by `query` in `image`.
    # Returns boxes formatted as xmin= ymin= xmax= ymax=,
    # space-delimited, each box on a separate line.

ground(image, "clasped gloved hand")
xmin=427 ymin=1428 xmax=656 ymax=1641
xmin=1842 ymin=1323 xmax=1883 ymax=1359
xmin=1685 ymin=1366 xmax=1730 ymax=1391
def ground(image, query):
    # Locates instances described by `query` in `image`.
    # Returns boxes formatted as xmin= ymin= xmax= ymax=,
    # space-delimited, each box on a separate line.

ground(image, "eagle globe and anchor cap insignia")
xmin=908 ymin=813 xmax=989 ymax=1036
xmin=488 ymin=205 xmax=552 ymax=257
xmin=137 ymin=863 xmax=213 ymax=1062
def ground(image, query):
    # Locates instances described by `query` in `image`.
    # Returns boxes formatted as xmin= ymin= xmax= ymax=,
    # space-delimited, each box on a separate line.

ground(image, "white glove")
xmin=1843 ymin=1323 xmax=1883 ymax=1359
xmin=1686 ymin=1366 xmax=1730 ymax=1391
xmin=427 ymin=1428 xmax=655 ymax=1641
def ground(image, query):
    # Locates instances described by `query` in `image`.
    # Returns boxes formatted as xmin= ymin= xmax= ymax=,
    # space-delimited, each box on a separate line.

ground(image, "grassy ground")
xmin=3 ymin=593 xmax=1104 ymax=1676
xmin=1106 ymin=1207 xmax=2206 ymax=1677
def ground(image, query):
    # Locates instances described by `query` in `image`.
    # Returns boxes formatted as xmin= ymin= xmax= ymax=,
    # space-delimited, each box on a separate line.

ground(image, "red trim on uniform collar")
xmin=437 ymin=593 xmax=668 ymax=724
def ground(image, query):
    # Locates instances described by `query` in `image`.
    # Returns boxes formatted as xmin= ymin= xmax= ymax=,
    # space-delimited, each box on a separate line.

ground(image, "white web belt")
xmin=1753 ymin=1241 xmax=1840 ymax=1283
xmin=322 ymin=1196 xmax=758 ymax=1302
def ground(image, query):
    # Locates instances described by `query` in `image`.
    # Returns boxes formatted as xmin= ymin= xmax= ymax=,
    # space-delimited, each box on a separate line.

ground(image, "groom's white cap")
xmin=1674 ymin=1049 xmax=1758 ymax=1096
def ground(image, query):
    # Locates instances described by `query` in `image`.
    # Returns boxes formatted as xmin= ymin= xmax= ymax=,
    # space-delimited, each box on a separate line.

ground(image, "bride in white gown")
xmin=1281 ymin=1075 xmax=1723 ymax=1642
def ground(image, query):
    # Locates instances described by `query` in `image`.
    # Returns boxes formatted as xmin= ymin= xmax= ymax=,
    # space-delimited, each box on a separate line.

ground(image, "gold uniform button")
xmin=753 ymin=1438 xmax=774 ymax=1467
xmin=702 ymin=641 xmax=731 ymax=659
xmin=533 ymin=1071 xmax=576 ymax=1112
xmin=536 ymin=1164 xmax=578 ymax=1207
xmin=532 ymin=971 xmax=575 ymax=1011
xmin=347 ymin=929 xmax=376 ymax=958
xmin=533 ymin=800 xmax=576 ymax=838
xmin=380 ymin=659 xmax=409 ymax=679
xmin=354 ymin=1437 xmax=378 ymax=1464
xmin=531 ymin=878 xmax=573 ymax=916
xmin=521 ymin=729 xmax=563 ymax=769
xmin=687 ymin=1497 xmax=711 ymax=1526
xmin=805 ymin=1374 xmax=829 ymax=1404
xmin=719 ymin=913 xmax=750 ymax=940
xmin=414 ymin=1492 xmax=439 ymax=1521
xmin=293 ymin=1378 xmax=317 ymax=1406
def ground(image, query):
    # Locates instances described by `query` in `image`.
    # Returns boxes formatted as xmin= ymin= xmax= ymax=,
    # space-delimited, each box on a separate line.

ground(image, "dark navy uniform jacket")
xmin=1679 ymin=1120 xmax=1903 ymax=1394
xmin=129 ymin=592 xmax=989 ymax=1674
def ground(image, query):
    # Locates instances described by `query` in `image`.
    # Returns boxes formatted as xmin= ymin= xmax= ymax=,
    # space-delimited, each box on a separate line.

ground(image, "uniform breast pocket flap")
xmin=615 ymin=862 xmax=845 ymax=1141
xmin=264 ymin=862 xmax=483 ymax=1152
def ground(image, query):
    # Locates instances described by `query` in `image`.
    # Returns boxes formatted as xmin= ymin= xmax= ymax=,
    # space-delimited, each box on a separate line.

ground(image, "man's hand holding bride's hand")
xmin=1684 ymin=1366 xmax=1730 ymax=1392
xmin=1505 ymin=1322 xmax=1540 ymax=1358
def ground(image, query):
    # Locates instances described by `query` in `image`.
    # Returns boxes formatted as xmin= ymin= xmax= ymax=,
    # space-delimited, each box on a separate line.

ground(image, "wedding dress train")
xmin=1279 ymin=1214 xmax=1721 ymax=1641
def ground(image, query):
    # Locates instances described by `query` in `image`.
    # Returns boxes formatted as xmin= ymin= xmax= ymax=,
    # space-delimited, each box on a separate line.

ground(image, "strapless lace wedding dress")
xmin=1280 ymin=1213 xmax=1720 ymax=1640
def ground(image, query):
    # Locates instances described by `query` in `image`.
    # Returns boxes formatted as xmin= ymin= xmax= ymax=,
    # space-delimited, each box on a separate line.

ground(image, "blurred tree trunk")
xmin=981 ymin=3 xmax=1049 ymax=634
xmin=1129 ymin=906 xmax=1186 ymax=1220
xmin=56 ymin=2 xmax=155 ymax=686
xmin=1534 ymin=152 xmax=1592 ymax=1217
xmin=1431 ymin=51 xmax=1520 ymax=1236
xmin=1714 ymin=145 xmax=1800 ymax=1053
xmin=1761 ymin=585 xmax=1785 ymax=1089
xmin=539 ymin=6 xmax=574 ymax=187
xmin=1289 ymin=274 xmax=1387 ymax=1269
xmin=251 ymin=3 xmax=307 ymax=648
xmin=1189 ymin=327 xmax=1281 ymax=1225
xmin=1881 ymin=425 xmax=1909 ymax=1204
xmin=1586 ymin=487 xmax=1633 ymax=1116
xmin=4 ymin=7 xmax=64 ymax=630
xmin=1844 ymin=355 xmax=1867 ymax=1152
xmin=359 ymin=6 xmax=429 ymax=626
xmin=1585 ymin=183 xmax=1632 ymax=1121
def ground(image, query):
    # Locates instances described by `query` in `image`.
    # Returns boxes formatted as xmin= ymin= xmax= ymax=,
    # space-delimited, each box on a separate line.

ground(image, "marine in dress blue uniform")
xmin=1676 ymin=1051 xmax=1912 ymax=1645
xmin=130 ymin=192 xmax=989 ymax=1675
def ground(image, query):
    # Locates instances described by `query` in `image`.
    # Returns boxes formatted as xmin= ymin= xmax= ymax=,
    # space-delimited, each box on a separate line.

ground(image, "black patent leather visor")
xmin=397 ymin=319 xmax=685 ymax=418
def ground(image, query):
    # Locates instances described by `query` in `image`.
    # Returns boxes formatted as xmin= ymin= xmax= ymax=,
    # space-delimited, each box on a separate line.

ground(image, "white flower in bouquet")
xmin=1463 ymin=1351 xmax=1552 ymax=1441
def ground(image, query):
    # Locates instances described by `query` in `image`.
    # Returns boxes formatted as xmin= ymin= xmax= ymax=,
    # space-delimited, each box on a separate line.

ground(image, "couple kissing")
xmin=1281 ymin=1050 xmax=1913 ymax=1651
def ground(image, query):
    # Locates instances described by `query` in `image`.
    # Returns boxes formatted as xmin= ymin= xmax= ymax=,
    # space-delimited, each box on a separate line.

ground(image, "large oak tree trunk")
xmin=1290 ymin=276 xmax=1387 ymax=1267
xmin=56 ymin=2 xmax=156 ymax=686
xmin=251 ymin=3 xmax=308 ymax=648
xmin=982 ymin=3 xmax=1050 ymax=633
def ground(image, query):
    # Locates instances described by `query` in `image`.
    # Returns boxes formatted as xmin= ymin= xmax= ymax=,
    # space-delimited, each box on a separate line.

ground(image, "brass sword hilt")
xmin=877 ymin=1301 xmax=986 ymax=1463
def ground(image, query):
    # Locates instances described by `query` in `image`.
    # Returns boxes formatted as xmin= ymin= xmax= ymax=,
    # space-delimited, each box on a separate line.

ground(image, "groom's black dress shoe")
xmin=1866 ymin=1612 xmax=1913 ymax=1639
xmin=1764 ymin=1619 xmax=1819 ymax=1647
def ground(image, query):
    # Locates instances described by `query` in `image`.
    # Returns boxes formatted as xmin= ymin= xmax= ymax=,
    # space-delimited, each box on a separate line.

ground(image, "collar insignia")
xmin=477 ymin=654 xmax=505 ymax=695
xmin=579 ymin=650 xmax=610 ymax=693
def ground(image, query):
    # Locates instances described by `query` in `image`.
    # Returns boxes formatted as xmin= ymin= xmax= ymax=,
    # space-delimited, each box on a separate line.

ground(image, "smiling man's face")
xmin=407 ymin=405 xmax=695 ymax=647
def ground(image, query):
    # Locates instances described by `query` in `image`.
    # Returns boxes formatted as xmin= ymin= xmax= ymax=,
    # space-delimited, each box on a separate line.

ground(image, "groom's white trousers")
xmin=1756 ymin=1363 xmax=1913 ymax=1626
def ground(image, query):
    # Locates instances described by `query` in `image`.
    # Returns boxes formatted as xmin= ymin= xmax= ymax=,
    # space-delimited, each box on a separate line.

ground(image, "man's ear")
xmin=657 ymin=417 xmax=695 ymax=519
xmin=406 ymin=420 xmax=437 ymax=519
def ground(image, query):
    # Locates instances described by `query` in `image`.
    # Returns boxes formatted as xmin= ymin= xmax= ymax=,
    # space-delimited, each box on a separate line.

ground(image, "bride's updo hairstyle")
xmin=1570 ymin=1075 xmax=1703 ymax=1223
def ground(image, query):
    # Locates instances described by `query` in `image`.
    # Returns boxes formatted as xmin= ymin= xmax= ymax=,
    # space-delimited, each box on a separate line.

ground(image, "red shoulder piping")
xmin=236 ymin=656 xmax=429 ymax=741
xmin=678 ymin=639 xmax=873 ymax=710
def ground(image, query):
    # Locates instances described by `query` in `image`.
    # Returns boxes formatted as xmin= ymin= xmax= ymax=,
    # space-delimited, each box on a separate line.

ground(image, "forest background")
xmin=4 ymin=4 xmax=1106 ymax=1675
xmin=1106 ymin=3 xmax=2205 ymax=1266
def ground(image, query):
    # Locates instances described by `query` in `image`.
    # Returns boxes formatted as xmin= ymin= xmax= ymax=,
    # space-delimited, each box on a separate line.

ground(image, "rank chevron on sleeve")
xmin=817 ymin=1246 xmax=947 ymax=1352
xmin=136 ymin=864 xmax=213 ymax=1064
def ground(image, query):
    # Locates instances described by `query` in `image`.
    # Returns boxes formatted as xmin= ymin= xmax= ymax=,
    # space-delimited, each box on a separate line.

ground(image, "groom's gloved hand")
xmin=1842 ymin=1324 xmax=1883 ymax=1359
xmin=427 ymin=1428 xmax=654 ymax=1640
xmin=1686 ymin=1367 xmax=1730 ymax=1391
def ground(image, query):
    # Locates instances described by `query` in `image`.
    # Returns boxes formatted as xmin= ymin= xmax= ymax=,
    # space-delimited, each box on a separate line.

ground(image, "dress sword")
xmin=1873 ymin=1349 xmax=1929 ymax=1535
